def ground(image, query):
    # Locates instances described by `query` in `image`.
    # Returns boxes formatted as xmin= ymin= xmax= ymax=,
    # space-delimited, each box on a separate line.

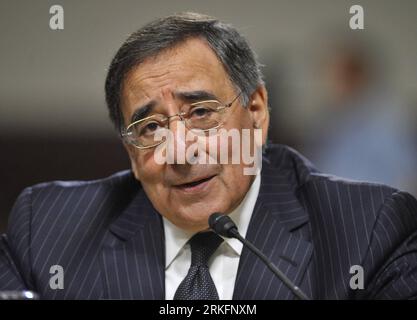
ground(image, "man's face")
xmin=121 ymin=38 xmax=268 ymax=232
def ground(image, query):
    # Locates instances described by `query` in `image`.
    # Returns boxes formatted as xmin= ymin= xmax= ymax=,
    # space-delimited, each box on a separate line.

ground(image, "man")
xmin=1 ymin=12 xmax=416 ymax=300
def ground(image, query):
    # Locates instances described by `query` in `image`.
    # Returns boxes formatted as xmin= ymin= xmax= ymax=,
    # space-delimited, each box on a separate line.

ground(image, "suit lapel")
xmin=233 ymin=161 xmax=313 ymax=299
xmin=100 ymin=187 xmax=165 ymax=299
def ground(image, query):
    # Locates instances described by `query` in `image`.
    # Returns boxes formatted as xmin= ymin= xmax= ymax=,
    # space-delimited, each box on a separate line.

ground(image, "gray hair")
xmin=105 ymin=12 xmax=264 ymax=132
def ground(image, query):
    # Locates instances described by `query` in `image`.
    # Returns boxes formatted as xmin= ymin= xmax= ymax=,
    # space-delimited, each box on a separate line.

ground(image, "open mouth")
xmin=174 ymin=175 xmax=216 ymax=192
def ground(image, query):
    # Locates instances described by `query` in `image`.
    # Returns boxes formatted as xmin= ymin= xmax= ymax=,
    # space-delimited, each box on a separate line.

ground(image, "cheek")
xmin=232 ymin=106 xmax=253 ymax=127
xmin=133 ymin=150 xmax=164 ymax=184
xmin=198 ymin=114 xmax=254 ymax=162
xmin=220 ymin=164 xmax=253 ymax=197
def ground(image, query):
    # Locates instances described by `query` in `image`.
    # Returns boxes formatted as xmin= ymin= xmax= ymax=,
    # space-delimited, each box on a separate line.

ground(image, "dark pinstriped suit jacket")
xmin=1 ymin=145 xmax=417 ymax=299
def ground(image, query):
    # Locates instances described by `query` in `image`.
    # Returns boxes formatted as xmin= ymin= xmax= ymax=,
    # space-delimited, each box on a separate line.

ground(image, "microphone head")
xmin=208 ymin=213 xmax=238 ymax=238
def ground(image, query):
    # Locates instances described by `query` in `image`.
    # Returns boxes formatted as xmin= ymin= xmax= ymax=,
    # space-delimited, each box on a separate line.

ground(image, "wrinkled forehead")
xmin=120 ymin=38 xmax=235 ymax=108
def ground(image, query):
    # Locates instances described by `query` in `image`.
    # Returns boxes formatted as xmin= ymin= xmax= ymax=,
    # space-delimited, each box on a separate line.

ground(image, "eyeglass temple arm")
xmin=227 ymin=91 xmax=242 ymax=107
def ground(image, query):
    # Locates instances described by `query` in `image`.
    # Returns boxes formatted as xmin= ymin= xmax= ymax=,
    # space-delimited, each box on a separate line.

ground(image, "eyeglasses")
xmin=121 ymin=92 xmax=241 ymax=149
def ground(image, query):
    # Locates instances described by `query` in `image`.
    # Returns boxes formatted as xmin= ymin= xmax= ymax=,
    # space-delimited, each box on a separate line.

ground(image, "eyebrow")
xmin=129 ymin=90 xmax=219 ymax=123
xmin=176 ymin=90 xmax=218 ymax=102
xmin=130 ymin=101 xmax=156 ymax=124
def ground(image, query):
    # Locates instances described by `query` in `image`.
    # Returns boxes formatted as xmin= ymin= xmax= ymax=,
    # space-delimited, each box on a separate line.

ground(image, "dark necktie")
xmin=174 ymin=231 xmax=224 ymax=300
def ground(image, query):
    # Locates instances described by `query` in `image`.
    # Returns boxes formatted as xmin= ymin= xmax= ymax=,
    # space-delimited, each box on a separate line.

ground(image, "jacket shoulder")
xmin=4 ymin=171 xmax=140 ymax=291
xmin=266 ymin=144 xmax=412 ymax=241
xmin=266 ymin=144 xmax=399 ymax=214
xmin=7 ymin=170 xmax=140 ymax=242
xmin=30 ymin=170 xmax=136 ymax=192
xmin=297 ymin=155 xmax=401 ymax=233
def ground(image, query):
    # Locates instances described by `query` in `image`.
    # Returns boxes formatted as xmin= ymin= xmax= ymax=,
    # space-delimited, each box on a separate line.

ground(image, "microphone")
xmin=209 ymin=212 xmax=310 ymax=300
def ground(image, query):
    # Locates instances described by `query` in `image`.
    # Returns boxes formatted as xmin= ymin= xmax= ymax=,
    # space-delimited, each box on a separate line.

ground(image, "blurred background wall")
xmin=1 ymin=0 xmax=416 ymax=232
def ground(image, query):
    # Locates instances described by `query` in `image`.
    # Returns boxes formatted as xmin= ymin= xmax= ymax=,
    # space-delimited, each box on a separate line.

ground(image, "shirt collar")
xmin=163 ymin=172 xmax=261 ymax=269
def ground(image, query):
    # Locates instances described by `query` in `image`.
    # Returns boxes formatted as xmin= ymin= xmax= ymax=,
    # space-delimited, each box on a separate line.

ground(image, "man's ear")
xmin=123 ymin=142 xmax=140 ymax=181
xmin=247 ymin=85 xmax=269 ymax=144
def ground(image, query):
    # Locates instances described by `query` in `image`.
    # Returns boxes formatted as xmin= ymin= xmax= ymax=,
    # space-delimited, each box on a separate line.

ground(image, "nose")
xmin=166 ymin=117 xmax=198 ymax=164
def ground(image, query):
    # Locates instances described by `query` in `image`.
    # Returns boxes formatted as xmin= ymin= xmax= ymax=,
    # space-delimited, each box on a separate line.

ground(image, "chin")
xmin=172 ymin=206 xmax=221 ymax=231
xmin=162 ymin=194 xmax=233 ymax=231
xmin=184 ymin=210 xmax=212 ymax=226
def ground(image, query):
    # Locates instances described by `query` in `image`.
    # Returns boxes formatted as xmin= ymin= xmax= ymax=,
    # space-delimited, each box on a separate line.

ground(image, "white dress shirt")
xmin=163 ymin=173 xmax=261 ymax=300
